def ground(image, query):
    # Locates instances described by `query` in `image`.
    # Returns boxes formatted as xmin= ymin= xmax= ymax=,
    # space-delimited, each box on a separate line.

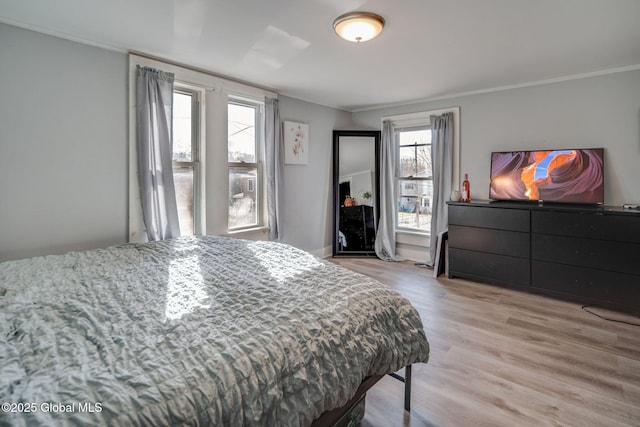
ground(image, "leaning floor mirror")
xmin=332 ymin=130 xmax=381 ymax=257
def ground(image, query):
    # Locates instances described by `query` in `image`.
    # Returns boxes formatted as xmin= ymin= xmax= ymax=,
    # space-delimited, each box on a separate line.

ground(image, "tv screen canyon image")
xmin=489 ymin=148 xmax=604 ymax=204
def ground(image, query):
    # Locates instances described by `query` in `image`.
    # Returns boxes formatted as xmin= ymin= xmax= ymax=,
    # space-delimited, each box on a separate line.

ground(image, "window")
xmin=129 ymin=54 xmax=277 ymax=242
xmin=172 ymin=88 xmax=200 ymax=235
xmin=228 ymin=99 xmax=263 ymax=230
xmin=397 ymin=127 xmax=432 ymax=233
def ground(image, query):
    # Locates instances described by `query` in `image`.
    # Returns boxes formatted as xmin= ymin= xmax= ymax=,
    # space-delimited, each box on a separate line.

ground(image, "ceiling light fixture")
xmin=333 ymin=11 xmax=385 ymax=43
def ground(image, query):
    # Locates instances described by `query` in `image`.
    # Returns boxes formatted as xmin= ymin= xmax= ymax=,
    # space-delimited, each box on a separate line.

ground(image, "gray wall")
xmin=0 ymin=24 xmax=128 ymax=261
xmin=353 ymin=70 xmax=640 ymax=207
xmin=0 ymin=24 xmax=354 ymax=261
xmin=4 ymin=22 xmax=638 ymax=262
xmin=278 ymin=96 xmax=353 ymax=256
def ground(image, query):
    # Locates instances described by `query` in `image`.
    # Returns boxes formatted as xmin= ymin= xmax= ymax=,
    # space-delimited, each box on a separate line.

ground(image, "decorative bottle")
xmin=462 ymin=173 xmax=471 ymax=202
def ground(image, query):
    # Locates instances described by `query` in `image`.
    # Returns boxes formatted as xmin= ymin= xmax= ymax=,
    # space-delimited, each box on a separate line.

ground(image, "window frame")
xmin=172 ymin=86 xmax=202 ymax=235
xmin=395 ymin=125 xmax=433 ymax=234
xmin=227 ymin=97 xmax=265 ymax=232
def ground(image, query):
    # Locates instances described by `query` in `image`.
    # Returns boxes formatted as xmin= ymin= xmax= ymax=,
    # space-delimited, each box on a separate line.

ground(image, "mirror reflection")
xmin=332 ymin=131 xmax=380 ymax=256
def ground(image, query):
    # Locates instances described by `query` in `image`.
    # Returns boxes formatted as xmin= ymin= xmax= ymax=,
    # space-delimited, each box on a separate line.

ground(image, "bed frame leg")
xmin=388 ymin=364 xmax=412 ymax=412
xmin=404 ymin=364 xmax=412 ymax=412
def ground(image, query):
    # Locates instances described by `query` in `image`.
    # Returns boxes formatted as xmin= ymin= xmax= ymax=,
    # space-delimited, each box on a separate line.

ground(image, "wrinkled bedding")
xmin=0 ymin=236 xmax=429 ymax=426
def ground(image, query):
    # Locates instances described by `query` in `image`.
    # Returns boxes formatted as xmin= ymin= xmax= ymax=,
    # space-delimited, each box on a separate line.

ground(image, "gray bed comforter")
xmin=0 ymin=236 xmax=429 ymax=426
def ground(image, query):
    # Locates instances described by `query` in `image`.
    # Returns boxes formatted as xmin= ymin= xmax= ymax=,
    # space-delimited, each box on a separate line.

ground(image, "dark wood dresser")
xmin=448 ymin=201 xmax=640 ymax=313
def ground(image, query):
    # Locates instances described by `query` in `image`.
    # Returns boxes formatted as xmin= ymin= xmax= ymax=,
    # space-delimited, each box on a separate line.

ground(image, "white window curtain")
xmin=374 ymin=120 xmax=405 ymax=261
xmin=427 ymin=112 xmax=454 ymax=266
xmin=264 ymin=97 xmax=282 ymax=240
xmin=135 ymin=66 xmax=181 ymax=241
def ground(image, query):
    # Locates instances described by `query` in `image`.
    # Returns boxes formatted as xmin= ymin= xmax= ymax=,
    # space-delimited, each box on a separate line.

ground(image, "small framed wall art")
xmin=283 ymin=121 xmax=309 ymax=164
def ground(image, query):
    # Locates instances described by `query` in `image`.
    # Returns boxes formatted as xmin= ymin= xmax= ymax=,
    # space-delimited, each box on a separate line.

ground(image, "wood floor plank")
xmin=328 ymin=258 xmax=640 ymax=427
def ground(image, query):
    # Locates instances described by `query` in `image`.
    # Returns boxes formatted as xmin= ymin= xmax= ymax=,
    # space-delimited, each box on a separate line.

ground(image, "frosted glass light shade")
xmin=333 ymin=12 xmax=385 ymax=43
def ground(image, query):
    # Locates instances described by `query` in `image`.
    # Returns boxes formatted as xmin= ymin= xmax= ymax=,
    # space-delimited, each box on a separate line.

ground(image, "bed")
xmin=0 ymin=236 xmax=429 ymax=426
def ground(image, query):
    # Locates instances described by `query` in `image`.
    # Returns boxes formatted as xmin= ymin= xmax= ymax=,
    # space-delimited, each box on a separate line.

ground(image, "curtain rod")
xmin=129 ymin=50 xmax=278 ymax=97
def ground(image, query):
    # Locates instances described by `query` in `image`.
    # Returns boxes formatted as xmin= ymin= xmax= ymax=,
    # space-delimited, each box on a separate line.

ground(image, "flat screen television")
xmin=489 ymin=148 xmax=604 ymax=204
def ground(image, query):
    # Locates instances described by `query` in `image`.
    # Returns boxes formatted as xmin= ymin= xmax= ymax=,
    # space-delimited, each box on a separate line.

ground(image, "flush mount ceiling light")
xmin=333 ymin=11 xmax=385 ymax=43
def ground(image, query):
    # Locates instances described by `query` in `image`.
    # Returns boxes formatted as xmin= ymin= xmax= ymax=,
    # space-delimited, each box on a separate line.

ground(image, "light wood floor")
xmin=328 ymin=258 xmax=640 ymax=427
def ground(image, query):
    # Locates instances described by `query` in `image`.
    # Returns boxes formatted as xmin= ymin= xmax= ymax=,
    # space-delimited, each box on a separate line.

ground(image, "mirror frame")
xmin=332 ymin=130 xmax=381 ymax=257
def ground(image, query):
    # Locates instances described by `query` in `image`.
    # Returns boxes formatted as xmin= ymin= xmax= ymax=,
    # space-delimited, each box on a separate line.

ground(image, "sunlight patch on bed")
xmin=246 ymin=242 xmax=323 ymax=282
xmin=165 ymin=255 xmax=210 ymax=321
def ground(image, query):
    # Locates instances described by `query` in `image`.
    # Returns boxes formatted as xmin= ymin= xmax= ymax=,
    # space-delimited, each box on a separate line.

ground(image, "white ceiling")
xmin=2 ymin=0 xmax=640 ymax=112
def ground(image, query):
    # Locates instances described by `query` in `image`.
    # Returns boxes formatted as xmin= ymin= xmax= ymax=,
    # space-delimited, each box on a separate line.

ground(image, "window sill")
xmin=226 ymin=226 xmax=270 ymax=238
xmin=396 ymin=229 xmax=430 ymax=237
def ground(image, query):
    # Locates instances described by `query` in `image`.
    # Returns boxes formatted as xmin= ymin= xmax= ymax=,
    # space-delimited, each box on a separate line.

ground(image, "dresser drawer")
xmin=532 ymin=210 xmax=640 ymax=242
xmin=449 ymin=248 xmax=530 ymax=288
xmin=532 ymin=261 xmax=639 ymax=308
xmin=449 ymin=205 xmax=529 ymax=232
xmin=532 ymin=234 xmax=640 ymax=275
xmin=449 ymin=225 xmax=530 ymax=258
